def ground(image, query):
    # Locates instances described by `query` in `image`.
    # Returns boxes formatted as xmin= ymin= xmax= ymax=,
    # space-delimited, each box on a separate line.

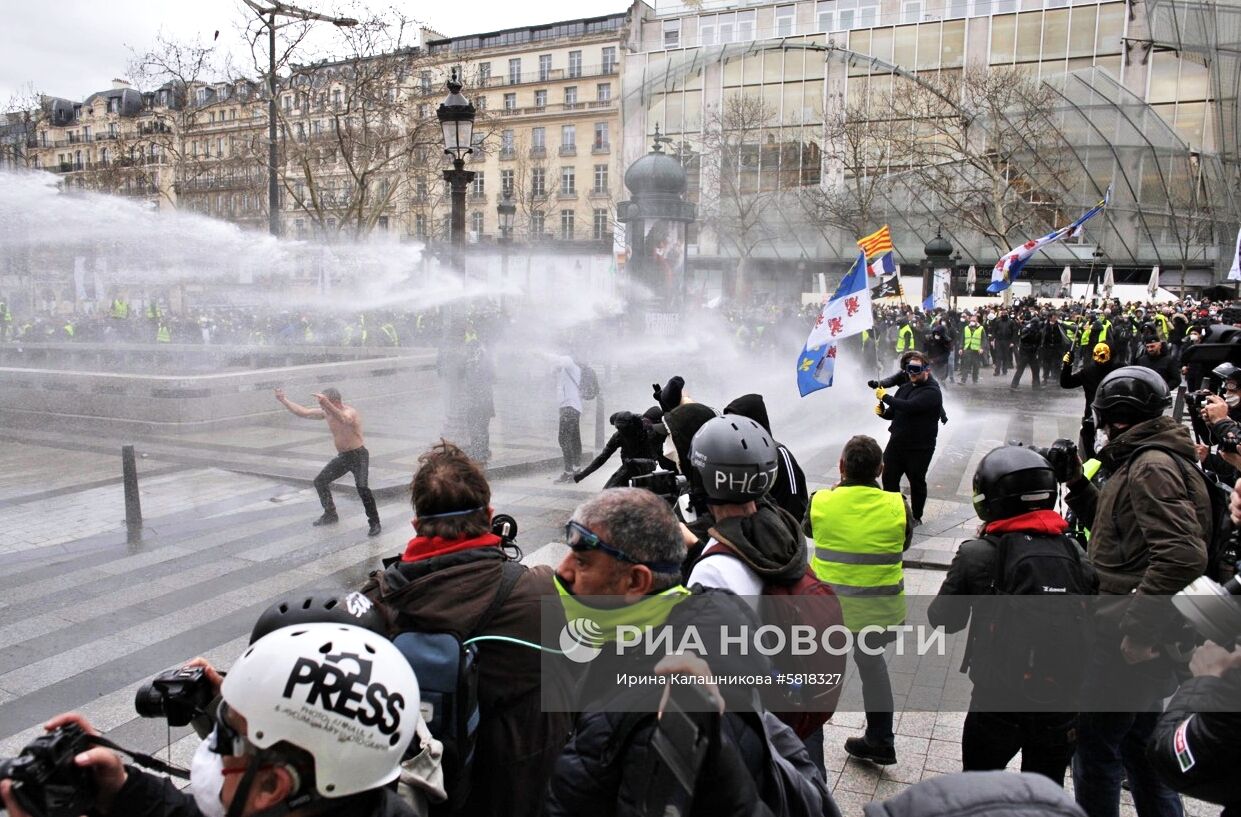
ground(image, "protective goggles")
xmin=564 ymin=521 xmax=681 ymax=573
xmin=903 ymin=362 xmax=928 ymax=374
xmin=210 ymin=702 xmax=252 ymax=758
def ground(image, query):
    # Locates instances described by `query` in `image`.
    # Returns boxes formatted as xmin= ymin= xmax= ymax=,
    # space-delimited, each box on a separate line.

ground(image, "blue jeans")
xmin=1072 ymin=711 xmax=1184 ymax=817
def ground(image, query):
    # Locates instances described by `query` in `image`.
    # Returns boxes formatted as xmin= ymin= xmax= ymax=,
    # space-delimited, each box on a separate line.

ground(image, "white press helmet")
xmin=221 ymin=623 xmax=419 ymax=798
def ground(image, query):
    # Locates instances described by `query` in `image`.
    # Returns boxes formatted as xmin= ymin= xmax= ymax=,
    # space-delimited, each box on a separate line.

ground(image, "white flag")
xmin=1102 ymin=265 xmax=1115 ymax=297
xmin=1061 ymin=266 xmax=1072 ymax=286
xmin=965 ymin=265 xmax=976 ymax=289
xmin=1148 ymin=265 xmax=1160 ymax=298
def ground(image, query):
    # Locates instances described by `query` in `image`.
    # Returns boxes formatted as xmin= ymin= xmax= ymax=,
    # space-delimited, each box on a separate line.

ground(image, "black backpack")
xmin=578 ymin=364 xmax=600 ymax=400
xmin=1115 ymin=444 xmax=1235 ymax=582
xmin=970 ymin=532 xmax=1096 ymax=708
xmin=389 ymin=560 xmax=523 ymax=812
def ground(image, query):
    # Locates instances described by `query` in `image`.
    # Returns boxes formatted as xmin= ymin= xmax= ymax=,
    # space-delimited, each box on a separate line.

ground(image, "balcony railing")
xmin=481 ymin=64 xmax=618 ymax=89
xmin=497 ymin=99 xmax=615 ymax=118
xmin=558 ymin=144 xmax=577 ymax=156
xmin=529 ymin=146 xmax=547 ymax=158
xmin=557 ymin=190 xmax=578 ymax=200
xmin=499 ymin=147 xmax=515 ymax=160
xmin=591 ymin=142 xmax=611 ymax=154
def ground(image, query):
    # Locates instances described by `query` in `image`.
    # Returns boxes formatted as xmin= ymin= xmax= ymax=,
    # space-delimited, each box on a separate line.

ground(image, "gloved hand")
xmin=874 ymin=403 xmax=885 ymax=416
xmin=874 ymin=387 xmax=887 ymax=401
xmin=652 ymin=382 xmax=663 ymax=402
xmin=1062 ymin=352 xmax=1072 ymax=365
xmin=866 ymin=380 xmax=880 ymax=389
xmin=572 ymin=471 xmax=585 ymax=483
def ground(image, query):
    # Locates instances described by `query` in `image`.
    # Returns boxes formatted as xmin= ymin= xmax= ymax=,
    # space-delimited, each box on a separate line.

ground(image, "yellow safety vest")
xmin=1155 ymin=313 xmax=1171 ymax=339
xmin=381 ymin=324 xmax=398 ymax=345
xmin=63 ymin=322 xmax=74 ymax=337
xmin=809 ymin=485 xmax=907 ymax=630
xmin=156 ymin=324 xmax=171 ymax=343
xmin=897 ymin=324 xmax=915 ymax=352
xmin=1080 ymin=320 xmax=1110 ymax=346
xmin=110 ymin=299 xmax=129 ymax=319
xmin=963 ymin=325 xmax=984 ymax=351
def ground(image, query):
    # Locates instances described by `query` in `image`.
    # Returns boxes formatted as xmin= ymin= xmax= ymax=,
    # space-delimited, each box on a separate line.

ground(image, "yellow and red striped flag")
xmin=858 ymin=225 xmax=893 ymax=259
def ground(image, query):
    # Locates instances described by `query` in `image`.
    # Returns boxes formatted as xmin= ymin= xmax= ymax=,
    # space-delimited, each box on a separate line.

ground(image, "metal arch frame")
xmin=624 ymin=36 xmax=1230 ymax=274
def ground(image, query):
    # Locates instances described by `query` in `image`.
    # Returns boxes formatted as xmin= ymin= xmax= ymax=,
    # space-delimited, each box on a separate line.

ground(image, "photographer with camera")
xmin=1 ymin=623 xmax=421 ymax=817
xmin=1062 ymin=366 xmax=1211 ymax=817
xmin=360 ymin=440 xmax=570 ymax=817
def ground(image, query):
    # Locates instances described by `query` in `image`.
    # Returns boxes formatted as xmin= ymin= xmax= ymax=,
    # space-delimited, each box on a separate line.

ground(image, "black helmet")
xmin=1211 ymin=362 xmax=1240 ymax=384
xmin=689 ymin=415 xmax=778 ymax=503
xmin=249 ymin=590 xmax=386 ymax=644
xmin=972 ymin=445 xmax=1058 ymax=522
xmin=1091 ymin=366 xmax=1172 ymax=429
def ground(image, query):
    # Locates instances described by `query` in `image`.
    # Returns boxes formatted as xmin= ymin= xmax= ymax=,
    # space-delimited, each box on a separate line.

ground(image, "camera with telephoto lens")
xmin=1030 ymin=438 xmax=1080 ymax=483
xmin=133 ymin=665 xmax=214 ymax=727
xmin=630 ymin=469 xmax=687 ymax=505
xmin=1173 ymin=575 xmax=1241 ymax=651
xmin=0 ymin=724 xmax=96 ymax=817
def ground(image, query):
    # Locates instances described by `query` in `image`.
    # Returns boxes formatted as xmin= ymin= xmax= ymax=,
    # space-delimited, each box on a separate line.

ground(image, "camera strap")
xmin=86 ymin=733 xmax=190 ymax=780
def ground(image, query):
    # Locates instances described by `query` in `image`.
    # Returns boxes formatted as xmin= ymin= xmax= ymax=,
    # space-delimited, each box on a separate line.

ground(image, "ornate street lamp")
xmin=437 ymin=75 xmax=476 ymax=256
xmin=496 ymin=191 xmax=516 ymax=243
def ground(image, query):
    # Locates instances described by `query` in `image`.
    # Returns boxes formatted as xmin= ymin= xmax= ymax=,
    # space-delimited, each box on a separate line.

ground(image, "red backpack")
xmin=702 ymin=543 xmax=845 ymax=737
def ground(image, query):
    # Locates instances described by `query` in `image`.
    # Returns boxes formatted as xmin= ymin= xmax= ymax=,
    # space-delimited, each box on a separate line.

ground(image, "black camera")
xmin=1031 ymin=438 xmax=1079 ymax=484
xmin=629 ymin=469 xmax=686 ymax=504
xmin=0 ymin=724 xmax=95 ymax=817
xmin=134 ymin=666 xmax=215 ymax=727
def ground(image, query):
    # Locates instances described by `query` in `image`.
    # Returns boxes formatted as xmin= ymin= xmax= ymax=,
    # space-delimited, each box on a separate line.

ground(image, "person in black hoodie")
xmin=662 ymin=402 xmax=720 ymax=564
xmin=723 ymin=393 xmax=809 ymax=522
xmin=574 ymin=411 xmax=658 ymax=488
xmin=875 ymin=351 xmax=944 ymax=524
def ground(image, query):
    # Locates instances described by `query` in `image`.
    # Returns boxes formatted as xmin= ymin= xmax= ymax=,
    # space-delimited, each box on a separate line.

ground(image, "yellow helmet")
xmin=1092 ymin=343 xmax=1111 ymax=364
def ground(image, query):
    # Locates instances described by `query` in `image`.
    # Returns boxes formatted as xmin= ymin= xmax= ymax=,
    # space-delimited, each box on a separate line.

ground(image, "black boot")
xmin=844 ymin=735 xmax=897 ymax=765
xmin=368 ymin=520 xmax=382 ymax=537
xmin=312 ymin=511 xmax=339 ymax=526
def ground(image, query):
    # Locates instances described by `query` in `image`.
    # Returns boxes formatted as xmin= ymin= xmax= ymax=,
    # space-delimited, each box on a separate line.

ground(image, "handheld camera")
xmin=0 ymin=724 xmax=95 ymax=817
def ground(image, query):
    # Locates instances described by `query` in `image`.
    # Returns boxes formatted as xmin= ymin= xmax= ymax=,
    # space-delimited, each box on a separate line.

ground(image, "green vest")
xmin=63 ymin=322 xmax=74 ymax=337
xmin=810 ymin=485 xmax=907 ymax=630
xmin=1155 ymin=313 xmax=1170 ymax=339
xmin=156 ymin=324 xmax=171 ymax=343
xmin=381 ymin=324 xmax=398 ymax=345
xmin=110 ymin=299 xmax=128 ymax=319
xmin=147 ymin=303 xmax=161 ymax=320
xmin=897 ymin=324 xmax=915 ymax=352
xmin=963 ymin=325 xmax=984 ymax=351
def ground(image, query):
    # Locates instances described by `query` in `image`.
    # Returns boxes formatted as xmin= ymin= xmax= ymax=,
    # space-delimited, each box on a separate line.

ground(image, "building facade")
xmin=410 ymin=12 xmax=635 ymax=249
xmin=627 ymin=0 xmax=1239 ymax=297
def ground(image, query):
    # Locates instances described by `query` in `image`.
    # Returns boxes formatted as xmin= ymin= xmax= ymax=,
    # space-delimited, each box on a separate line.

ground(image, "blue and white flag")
xmin=922 ymin=293 xmax=934 ymax=311
xmin=989 ymin=191 xmax=1110 ymax=294
xmin=797 ymin=252 xmax=873 ymax=397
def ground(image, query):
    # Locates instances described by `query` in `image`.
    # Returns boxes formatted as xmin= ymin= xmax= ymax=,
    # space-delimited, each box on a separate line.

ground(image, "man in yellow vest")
xmin=807 ymin=434 xmax=912 ymax=766
xmin=960 ymin=315 xmax=986 ymax=384
xmin=895 ymin=318 xmax=916 ymax=354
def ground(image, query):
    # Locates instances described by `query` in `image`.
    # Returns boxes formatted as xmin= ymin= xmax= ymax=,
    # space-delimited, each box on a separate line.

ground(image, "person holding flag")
xmin=797 ymin=252 xmax=874 ymax=397
xmin=875 ymin=350 xmax=944 ymax=526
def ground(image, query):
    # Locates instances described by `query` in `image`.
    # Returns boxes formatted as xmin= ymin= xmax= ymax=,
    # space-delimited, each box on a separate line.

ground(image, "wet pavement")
xmin=0 ymin=364 xmax=1206 ymax=815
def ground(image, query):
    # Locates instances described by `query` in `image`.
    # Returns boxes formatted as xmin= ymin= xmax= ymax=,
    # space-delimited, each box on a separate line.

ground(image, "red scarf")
xmin=401 ymin=532 xmax=503 ymax=562
xmin=983 ymin=509 xmax=1069 ymax=536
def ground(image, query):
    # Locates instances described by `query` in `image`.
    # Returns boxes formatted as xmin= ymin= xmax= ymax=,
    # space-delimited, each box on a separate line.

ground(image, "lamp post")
xmin=950 ymin=252 xmax=962 ymax=308
xmin=497 ymin=191 xmax=516 ymax=244
xmin=242 ymin=0 xmax=357 ymax=238
xmin=437 ymin=75 xmax=476 ymax=268
xmin=497 ymin=191 xmax=515 ymax=305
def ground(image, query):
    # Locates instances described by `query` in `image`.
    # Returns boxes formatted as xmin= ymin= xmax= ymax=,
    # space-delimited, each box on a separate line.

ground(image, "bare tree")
xmin=889 ymin=65 xmax=1076 ymax=253
xmin=798 ymin=101 xmax=903 ymax=241
xmin=237 ymin=7 xmax=456 ymax=239
xmin=699 ymin=94 xmax=784 ymax=274
xmin=2 ymin=84 xmax=43 ymax=169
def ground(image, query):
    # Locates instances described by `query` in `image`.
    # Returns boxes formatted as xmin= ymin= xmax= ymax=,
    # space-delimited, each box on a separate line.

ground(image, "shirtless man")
xmin=275 ymin=386 xmax=381 ymax=536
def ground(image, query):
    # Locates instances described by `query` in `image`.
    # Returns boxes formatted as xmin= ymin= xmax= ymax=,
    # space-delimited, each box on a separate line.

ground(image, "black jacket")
xmin=1134 ymin=346 xmax=1182 ymax=391
xmin=1148 ymin=669 xmax=1241 ymax=813
xmin=723 ymin=394 xmax=808 ymax=522
xmin=546 ymin=589 xmax=785 ymax=817
xmin=109 ymin=768 xmax=417 ymax=817
xmin=1059 ymin=357 xmax=1117 ymax=412
xmin=576 ymin=412 xmax=657 ymax=485
xmin=879 ymin=375 xmax=944 ymax=450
